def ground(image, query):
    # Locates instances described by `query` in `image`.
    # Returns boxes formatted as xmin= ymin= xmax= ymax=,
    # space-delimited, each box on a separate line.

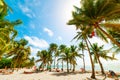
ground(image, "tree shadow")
xmin=50 ymin=72 xmax=84 ymax=76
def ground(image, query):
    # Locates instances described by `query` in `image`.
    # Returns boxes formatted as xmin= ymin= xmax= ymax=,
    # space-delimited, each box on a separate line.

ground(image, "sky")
xmin=5 ymin=0 xmax=80 ymax=56
xmin=5 ymin=0 xmax=120 ymax=69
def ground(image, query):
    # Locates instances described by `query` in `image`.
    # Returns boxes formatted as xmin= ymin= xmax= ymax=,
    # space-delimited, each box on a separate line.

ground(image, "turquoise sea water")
xmin=49 ymin=64 xmax=120 ymax=72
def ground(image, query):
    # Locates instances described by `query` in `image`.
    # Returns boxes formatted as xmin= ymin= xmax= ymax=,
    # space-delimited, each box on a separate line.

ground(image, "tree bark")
xmin=96 ymin=53 xmax=105 ymax=74
xmin=82 ymin=49 xmax=86 ymax=72
xmin=61 ymin=60 xmax=63 ymax=71
xmin=85 ymin=38 xmax=96 ymax=79
xmin=72 ymin=64 xmax=75 ymax=72
xmin=67 ymin=59 xmax=69 ymax=73
xmin=54 ymin=57 xmax=56 ymax=69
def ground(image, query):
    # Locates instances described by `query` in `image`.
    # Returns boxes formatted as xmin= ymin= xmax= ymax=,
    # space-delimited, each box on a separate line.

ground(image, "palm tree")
xmin=46 ymin=50 xmax=52 ymax=71
xmin=90 ymin=43 xmax=116 ymax=74
xmin=36 ymin=50 xmax=48 ymax=70
xmin=0 ymin=0 xmax=22 ymax=58
xmin=58 ymin=44 xmax=66 ymax=71
xmin=70 ymin=45 xmax=82 ymax=72
xmin=58 ymin=47 xmax=71 ymax=73
xmin=70 ymin=25 xmax=96 ymax=78
xmin=68 ymin=0 xmax=120 ymax=48
xmin=55 ymin=50 xmax=60 ymax=69
xmin=48 ymin=43 xmax=58 ymax=69
xmin=23 ymin=57 xmax=35 ymax=68
xmin=7 ymin=39 xmax=31 ymax=70
xmin=78 ymin=42 xmax=86 ymax=72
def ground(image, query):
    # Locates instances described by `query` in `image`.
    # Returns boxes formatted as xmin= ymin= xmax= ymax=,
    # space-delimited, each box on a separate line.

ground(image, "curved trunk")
xmin=96 ymin=24 xmax=120 ymax=47
xmin=85 ymin=38 xmax=96 ymax=79
xmin=96 ymin=53 xmax=105 ymax=74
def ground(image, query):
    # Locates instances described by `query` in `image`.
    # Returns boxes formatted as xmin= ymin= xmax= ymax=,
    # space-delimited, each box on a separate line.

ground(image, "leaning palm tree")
xmin=7 ymin=39 xmax=31 ymax=70
xmin=90 ymin=43 xmax=116 ymax=74
xmin=0 ymin=0 xmax=22 ymax=58
xmin=48 ymin=43 xmax=58 ymax=69
xmin=36 ymin=50 xmax=48 ymax=70
xmin=71 ymin=25 xmax=96 ymax=78
xmin=78 ymin=42 xmax=86 ymax=72
xmin=68 ymin=0 xmax=120 ymax=48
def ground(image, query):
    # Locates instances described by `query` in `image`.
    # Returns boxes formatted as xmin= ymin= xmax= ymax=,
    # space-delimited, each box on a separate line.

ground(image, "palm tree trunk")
xmin=70 ymin=63 xmax=72 ymax=70
xmin=57 ymin=62 xmax=59 ymax=69
xmin=61 ymin=60 xmax=63 ymax=71
xmin=85 ymin=38 xmax=96 ymax=79
xmin=96 ymin=24 xmax=120 ymax=47
xmin=67 ymin=59 xmax=69 ymax=73
xmin=49 ymin=63 xmax=52 ymax=72
xmin=88 ymin=38 xmax=105 ymax=75
xmin=54 ymin=57 xmax=56 ymax=69
xmin=96 ymin=53 xmax=105 ymax=74
xmin=72 ymin=64 xmax=75 ymax=72
xmin=82 ymin=49 xmax=86 ymax=72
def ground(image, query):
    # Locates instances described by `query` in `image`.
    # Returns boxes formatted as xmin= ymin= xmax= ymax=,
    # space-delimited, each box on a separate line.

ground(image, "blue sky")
xmin=5 ymin=0 xmax=80 ymax=56
xmin=5 ymin=0 xmax=120 ymax=68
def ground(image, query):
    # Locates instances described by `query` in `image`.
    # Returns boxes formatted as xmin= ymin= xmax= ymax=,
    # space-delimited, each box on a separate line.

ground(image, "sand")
xmin=0 ymin=69 xmax=116 ymax=80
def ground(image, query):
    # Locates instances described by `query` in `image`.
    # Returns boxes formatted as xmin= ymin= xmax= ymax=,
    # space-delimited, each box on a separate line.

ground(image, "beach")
xmin=0 ymin=69 xmax=117 ymax=80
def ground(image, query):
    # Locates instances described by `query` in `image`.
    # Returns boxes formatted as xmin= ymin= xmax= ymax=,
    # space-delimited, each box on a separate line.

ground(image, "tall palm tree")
xmin=58 ymin=44 xmax=66 ymax=71
xmin=78 ymin=42 xmax=86 ymax=72
xmin=7 ymin=39 xmax=31 ymax=70
xmin=90 ymin=43 xmax=116 ymax=74
xmin=46 ymin=50 xmax=52 ymax=71
xmin=68 ymin=0 xmax=120 ymax=48
xmin=48 ymin=43 xmax=58 ymax=69
xmin=58 ymin=47 xmax=71 ymax=73
xmin=0 ymin=0 xmax=22 ymax=58
xmin=70 ymin=45 xmax=82 ymax=72
xmin=36 ymin=50 xmax=48 ymax=70
xmin=71 ymin=25 xmax=96 ymax=78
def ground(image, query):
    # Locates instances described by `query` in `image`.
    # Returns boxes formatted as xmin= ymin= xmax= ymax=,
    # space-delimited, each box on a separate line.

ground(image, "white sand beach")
xmin=0 ymin=69 xmax=117 ymax=80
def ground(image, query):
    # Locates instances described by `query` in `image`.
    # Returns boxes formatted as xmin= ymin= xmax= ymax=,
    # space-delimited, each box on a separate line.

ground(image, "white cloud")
xmin=18 ymin=3 xmax=36 ymax=18
xmin=44 ymin=27 xmax=53 ymax=37
xmin=18 ymin=3 xmax=31 ymax=13
xmin=24 ymin=0 xmax=41 ymax=6
xmin=24 ymin=35 xmax=49 ymax=48
xmin=58 ymin=36 xmax=62 ymax=41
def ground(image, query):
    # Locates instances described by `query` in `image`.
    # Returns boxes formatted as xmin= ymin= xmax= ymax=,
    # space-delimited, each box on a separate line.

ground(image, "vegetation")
xmin=0 ymin=0 xmax=34 ymax=69
xmin=68 ymin=0 xmax=120 ymax=79
xmin=0 ymin=58 xmax=12 ymax=68
xmin=0 ymin=0 xmax=120 ymax=79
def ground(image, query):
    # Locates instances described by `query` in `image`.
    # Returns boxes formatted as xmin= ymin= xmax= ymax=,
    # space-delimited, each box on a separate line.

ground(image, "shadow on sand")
xmin=50 ymin=72 xmax=86 ymax=76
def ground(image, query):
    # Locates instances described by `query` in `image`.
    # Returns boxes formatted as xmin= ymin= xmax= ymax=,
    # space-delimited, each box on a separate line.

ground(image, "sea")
xmin=49 ymin=63 xmax=120 ymax=72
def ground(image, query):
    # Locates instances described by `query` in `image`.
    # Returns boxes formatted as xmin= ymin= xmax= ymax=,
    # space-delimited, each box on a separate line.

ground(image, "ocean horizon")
xmin=48 ymin=63 xmax=120 ymax=72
